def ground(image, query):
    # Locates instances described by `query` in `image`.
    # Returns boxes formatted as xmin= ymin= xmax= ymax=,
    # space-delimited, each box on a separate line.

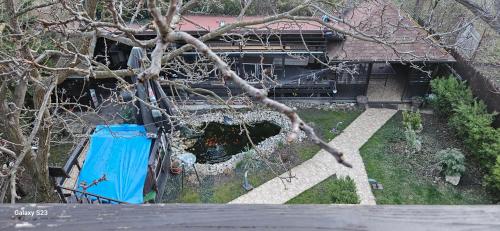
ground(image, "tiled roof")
xmin=328 ymin=0 xmax=455 ymax=62
xmin=177 ymin=15 xmax=323 ymax=33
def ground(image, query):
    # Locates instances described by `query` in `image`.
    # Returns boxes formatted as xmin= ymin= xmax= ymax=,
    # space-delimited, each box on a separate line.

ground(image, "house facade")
xmin=64 ymin=0 xmax=456 ymax=103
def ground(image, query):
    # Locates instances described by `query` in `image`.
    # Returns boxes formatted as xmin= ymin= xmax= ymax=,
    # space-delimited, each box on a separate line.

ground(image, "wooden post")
xmin=401 ymin=64 xmax=412 ymax=101
xmin=365 ymin=63 xmax=373 ymax=95
xmin=281 ymin=53 xmax=286 ymax=79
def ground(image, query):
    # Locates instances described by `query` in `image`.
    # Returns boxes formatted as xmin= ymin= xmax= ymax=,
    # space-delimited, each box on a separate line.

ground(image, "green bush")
xmin=449 ymin=101 xmax=494 ymax=138
xmin=402 ymin=110 xmax=423 ymax=132
xmin=438 ymin=148 xmax=466 ymax=176
xmin=404 ymin=128 xmax=422 ymax=154
xmin=486 ymin=156 xmax=500 ymax=196
xmin=430 ymin=75 xmax=500 ymax=197
xmin=287 ymin=177 xmax=359 ymax=204
xmin=449 ymin=102 xmax=499 ymax=168
xmin=430 ymin=76 xmax=474 ymax=117
xmin=329 ymin=178 xmax=360 ymax=204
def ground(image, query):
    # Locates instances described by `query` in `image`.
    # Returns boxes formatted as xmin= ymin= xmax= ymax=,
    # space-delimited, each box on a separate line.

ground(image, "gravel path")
xmin=229 ymin=108 xmax=397 ymax=205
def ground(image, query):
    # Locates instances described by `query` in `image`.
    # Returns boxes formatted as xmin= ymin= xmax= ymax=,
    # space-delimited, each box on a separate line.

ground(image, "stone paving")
xmin=229 ymin=108 xmax=397 ymax=205
xmin=367 ymin=78 xmax=405 ymax=102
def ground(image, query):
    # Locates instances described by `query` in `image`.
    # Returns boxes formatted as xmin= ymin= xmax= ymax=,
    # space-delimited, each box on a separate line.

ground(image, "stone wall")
xmin=171 ymin=110 xmax=306 ymax=176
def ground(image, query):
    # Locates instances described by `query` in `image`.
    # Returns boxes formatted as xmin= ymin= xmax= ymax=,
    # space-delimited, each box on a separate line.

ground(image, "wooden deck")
xmin=1 ymin=204 xmax=499 ymax=230
xmin=61 ymin=142 xmax=89 ymax=194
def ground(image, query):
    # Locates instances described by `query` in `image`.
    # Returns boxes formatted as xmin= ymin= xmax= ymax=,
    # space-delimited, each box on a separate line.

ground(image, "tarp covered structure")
xmin=76 ymin=124 xmax=152 ymax=203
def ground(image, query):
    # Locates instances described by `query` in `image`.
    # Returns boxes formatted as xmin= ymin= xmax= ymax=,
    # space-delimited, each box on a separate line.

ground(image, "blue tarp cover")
xmin=76 ymin=124 xmax=152 ymax=203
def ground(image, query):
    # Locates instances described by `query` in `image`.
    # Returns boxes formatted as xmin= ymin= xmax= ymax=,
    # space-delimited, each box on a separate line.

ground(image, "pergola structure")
xmin=327 ymin=0 xmax=455 ymax=101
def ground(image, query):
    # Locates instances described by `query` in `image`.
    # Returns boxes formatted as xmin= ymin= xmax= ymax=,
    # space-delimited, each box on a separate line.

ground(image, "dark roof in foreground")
xmin=328 ymin=0 xmax=455 ymax=63
xmin=2 ymin=204 xmax=500 ymax=230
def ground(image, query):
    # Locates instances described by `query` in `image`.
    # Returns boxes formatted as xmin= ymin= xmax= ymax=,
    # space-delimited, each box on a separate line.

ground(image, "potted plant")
xmin=170 ymin=159 xmax=182 ymax=175
xmin=402 ymin=110 xmax=423 ymax=132
xmin=438 ymin=148 xmax=466 ymax=185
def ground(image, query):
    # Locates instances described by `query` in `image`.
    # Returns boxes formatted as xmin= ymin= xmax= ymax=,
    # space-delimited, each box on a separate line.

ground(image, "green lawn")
xmin=164 ymin=108 xmax=363 ymax=203
xmin=165 ymin=164 xmax=277 ymax=203
xmin=287 ymin=176 xmax=359 ymax=204
xmin=359 ymin=112 xmax=493 ymax=204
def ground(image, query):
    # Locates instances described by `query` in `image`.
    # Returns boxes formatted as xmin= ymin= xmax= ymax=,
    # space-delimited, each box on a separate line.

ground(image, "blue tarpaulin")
xmin=76 ymin=124 xmax=152 ymax=203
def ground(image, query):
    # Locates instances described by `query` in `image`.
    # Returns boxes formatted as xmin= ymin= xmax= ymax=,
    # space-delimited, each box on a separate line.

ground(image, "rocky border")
xmin=170 ymin=110 xmax=305 ymax=176
xmin=278 ymin=101 xmax=357 ymax=111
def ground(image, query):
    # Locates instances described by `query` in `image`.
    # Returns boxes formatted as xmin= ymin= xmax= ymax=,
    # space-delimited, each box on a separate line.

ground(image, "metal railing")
xmin=58 ymin=186 xmax=127 ymax=204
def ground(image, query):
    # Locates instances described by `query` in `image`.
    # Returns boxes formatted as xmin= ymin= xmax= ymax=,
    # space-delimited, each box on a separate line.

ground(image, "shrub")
xmin=438 ymin=148 xmax=466 ymax=176
xmin=449 ymin=101 xmax=499 ymax=169
xmin=430 ymin=76 xmax=474 ymax=117
xmin=449 ymin=101 xmax=494 ymax=138
xmin=404 ymin=128 xmax=422 ymax=154
xmin=402 ymin=110 xmax=422 ymax=132
xmin=430 ymin=75 xmax=500 ymax=197
xmin=485 ymin=156 xmax=500 ymax=197
xmin=287 ymin=177 xmax=359 ymax=204
xmin=329 ymin=177 xmax=359 ymax=204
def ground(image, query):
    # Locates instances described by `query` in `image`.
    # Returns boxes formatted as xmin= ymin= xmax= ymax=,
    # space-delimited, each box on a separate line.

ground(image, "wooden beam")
xmin=365 ymin=63 xmax=373 ymax=95
xmin=1 ymin=204 xmax=499 ymax=230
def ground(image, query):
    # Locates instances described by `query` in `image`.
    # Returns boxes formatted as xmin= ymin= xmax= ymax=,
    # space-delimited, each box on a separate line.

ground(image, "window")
xmin=241 ymin=63 xmax=275 ymax=81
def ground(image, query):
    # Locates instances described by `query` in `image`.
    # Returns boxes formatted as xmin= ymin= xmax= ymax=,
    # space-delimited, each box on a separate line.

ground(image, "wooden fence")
xmin=450 ymin=50 xmax=500 ymax=127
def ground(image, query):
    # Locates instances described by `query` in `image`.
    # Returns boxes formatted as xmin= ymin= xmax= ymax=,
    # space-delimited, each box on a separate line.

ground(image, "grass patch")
xmin=165 ymin=165 xmax=278 ymax=203
xmin=48 ymin=143 xmax=74 ymax=167
xmin=298 ymin=109 xmax=362 ymax=141
xmin=287 ymin=176 xmax=359 ymax=204
xmin=360 ymin=112 xmax=493 ymax=204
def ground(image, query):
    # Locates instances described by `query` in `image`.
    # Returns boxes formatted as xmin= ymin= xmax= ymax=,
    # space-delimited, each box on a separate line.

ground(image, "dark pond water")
xmin=187 ymin=121 xmax=281 ymax=164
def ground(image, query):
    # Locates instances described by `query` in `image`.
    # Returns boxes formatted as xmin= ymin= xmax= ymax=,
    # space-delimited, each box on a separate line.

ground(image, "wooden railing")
xmin=57 ymin=186 xmax=127 ymax=204
xmin=58 ymin=138 xmax=89 ymax=186
xmin=2 ymin=204 xmax=499 ymax=230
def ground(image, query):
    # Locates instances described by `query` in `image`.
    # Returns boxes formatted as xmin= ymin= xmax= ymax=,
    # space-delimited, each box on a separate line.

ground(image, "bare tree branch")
xmin=455 ymin=0 xmax=500 ymax=34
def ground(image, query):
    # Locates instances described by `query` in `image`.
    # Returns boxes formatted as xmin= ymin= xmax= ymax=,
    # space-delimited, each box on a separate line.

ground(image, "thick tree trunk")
xmin=3 ymin=0 xmax=56 ymax=202
xmin=31 ymin=86 xmax=55 ymax=202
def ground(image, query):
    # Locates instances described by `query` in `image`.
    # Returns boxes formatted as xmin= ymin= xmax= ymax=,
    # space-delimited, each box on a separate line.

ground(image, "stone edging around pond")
xmin=277 ymin=101 xmax=357 ymax=111
xmin=170 ymin=110 xmax=306 ymax=177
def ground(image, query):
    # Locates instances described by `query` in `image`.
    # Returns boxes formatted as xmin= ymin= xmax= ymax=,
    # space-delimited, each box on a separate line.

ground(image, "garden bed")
xmin=359 ymin=112 xmax=493 ymax=204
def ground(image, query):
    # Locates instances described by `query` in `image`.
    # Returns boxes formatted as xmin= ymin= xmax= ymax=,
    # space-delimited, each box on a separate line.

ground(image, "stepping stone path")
xmin=229 ymin=108 xmax=397 ymax=205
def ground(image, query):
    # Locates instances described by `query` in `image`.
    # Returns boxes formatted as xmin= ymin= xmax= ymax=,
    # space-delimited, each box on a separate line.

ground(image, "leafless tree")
xmin=0 ymin=0 xmax=461 ymax=203
xmin=454 ymin=0 xmax=499 ymax=34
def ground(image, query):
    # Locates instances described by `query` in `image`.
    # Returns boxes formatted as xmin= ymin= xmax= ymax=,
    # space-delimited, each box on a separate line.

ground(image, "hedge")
xmin=430 ymin=75 xmax=474 ymax=117
xmin=430 ymin=76 xmax=500 ymax=197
